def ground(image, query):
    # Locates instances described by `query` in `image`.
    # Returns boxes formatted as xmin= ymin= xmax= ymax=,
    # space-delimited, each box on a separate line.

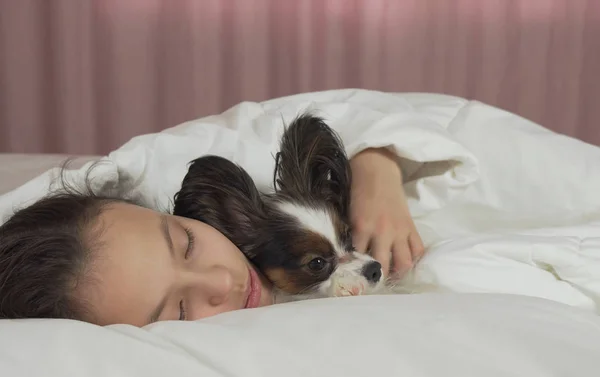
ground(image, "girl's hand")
xmin=349 ymin=148 xmax=425 ymax=278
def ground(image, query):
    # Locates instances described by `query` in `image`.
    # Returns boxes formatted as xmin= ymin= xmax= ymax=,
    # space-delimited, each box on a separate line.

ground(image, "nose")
xmin=188 ymin=266 xmax=235 ymax=306
xmin=362 ymin=261 xmax=382 ymax=283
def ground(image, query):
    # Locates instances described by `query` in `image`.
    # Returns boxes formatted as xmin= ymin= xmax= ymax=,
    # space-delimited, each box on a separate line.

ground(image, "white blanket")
xmin=2 ymin=89 xmax=600 ymax=313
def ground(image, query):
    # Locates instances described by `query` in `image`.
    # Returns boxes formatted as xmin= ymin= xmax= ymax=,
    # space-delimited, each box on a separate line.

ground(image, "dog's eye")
xmin=307 ymin=257 xmax=327 ymax=271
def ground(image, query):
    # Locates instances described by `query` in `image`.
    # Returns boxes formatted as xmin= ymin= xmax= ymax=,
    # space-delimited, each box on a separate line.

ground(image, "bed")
xmin=0 ymin=154 xmax=99 ymax=196
xmin=1 ymin=90 xmax=600 ymax=376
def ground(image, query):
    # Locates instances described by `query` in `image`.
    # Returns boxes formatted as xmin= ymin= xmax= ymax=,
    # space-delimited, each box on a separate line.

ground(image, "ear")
xmin=274 ymin=113 xmax=352 ymax=220
xmin=173 ymin=155 xmax=266 ymax=259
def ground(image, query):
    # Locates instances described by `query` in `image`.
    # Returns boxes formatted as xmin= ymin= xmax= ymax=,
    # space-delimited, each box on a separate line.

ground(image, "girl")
xmin=0 ymin=146 xmax=423 ymax=326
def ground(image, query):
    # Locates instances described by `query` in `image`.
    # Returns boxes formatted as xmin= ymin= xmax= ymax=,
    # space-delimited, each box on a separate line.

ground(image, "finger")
xmin=369 ymin=235 xmax=394 ymax=276
xmin=391 ymin=238 xmax=413 ymax=277
xmin=352 ymin=230 xmax=371 ymax=254
xmin=351 ymin=218 xmax=372 ymax=253
xmin=408 ymin=231 xmax=425 ymax=262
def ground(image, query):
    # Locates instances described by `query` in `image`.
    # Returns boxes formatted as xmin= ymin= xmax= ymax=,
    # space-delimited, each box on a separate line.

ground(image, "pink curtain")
xmin=1 ymin=0 xmax=598 ymax=155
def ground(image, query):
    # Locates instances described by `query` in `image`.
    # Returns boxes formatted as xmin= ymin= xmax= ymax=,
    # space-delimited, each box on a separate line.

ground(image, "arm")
xmin=349 ymin=147 xmax=424 ymax=277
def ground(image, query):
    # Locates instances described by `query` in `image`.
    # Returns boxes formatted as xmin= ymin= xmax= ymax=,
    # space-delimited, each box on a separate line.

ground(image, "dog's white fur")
xmin=273 ymin=202 xmax=423 ymax=304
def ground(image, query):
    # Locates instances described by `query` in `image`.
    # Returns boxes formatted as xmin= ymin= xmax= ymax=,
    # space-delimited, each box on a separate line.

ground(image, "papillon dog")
xmin=172 ymin=113 xmax=410 ymax=303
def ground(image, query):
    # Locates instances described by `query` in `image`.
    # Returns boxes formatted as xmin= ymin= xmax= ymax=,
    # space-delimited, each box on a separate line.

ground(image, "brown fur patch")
xmin=291 ymin=229 xmax=336 ymax=261
xmin=264 ymin=229 xmax=338 ymax=294
xmin=264 ymin=267 xmax=306 ymax=294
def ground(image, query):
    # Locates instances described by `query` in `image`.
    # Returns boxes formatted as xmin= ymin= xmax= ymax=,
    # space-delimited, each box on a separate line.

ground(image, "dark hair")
xmin=0 ymin=161 xmax=131 ymax=321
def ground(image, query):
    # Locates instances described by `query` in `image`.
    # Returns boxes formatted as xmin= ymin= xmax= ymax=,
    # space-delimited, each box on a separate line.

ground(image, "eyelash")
xmin=183 ymin=226 xmax=195 ymax=259
xmin=179 ymin=300 xmax=186 ymax=321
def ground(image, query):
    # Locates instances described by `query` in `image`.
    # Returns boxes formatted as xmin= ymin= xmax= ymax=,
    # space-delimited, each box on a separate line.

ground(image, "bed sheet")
xmin=2 ymin=293 xmax=600 ymax=377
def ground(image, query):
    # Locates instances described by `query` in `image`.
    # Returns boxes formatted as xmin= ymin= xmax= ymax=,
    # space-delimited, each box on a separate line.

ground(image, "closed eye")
xmin=179 ymin=300 xmax=187 ymax=321
xmin=183 ymin=226 xmax=195 ymax=259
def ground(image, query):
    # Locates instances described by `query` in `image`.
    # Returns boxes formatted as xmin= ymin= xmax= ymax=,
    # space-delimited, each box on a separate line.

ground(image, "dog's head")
xmin=172 ymin=113 xmax=385 ymax=301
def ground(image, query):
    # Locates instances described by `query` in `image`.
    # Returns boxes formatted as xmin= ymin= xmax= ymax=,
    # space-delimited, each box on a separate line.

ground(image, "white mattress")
xmin=0 ymin=153 xmax=98 ymax=195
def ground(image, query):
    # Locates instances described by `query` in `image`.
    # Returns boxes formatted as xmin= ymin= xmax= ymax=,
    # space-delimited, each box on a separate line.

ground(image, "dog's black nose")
xmin=362 ymin=261 xmax=382 ymax=283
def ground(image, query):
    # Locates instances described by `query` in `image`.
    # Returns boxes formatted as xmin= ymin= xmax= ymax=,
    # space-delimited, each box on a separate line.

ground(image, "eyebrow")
xmin=148 ymin=215 xmax=175 ymax=324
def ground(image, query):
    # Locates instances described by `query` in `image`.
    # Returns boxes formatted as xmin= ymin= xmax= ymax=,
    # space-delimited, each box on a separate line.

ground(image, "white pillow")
xmin=1 ymin=293 xmax=599 ymax=376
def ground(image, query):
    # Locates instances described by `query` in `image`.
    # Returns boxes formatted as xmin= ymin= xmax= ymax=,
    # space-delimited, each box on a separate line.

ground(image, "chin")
xmin=172 ymin=112 xmax=413 ymax=303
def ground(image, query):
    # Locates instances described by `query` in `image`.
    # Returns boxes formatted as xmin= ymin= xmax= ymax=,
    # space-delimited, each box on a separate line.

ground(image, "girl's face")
xmin=79 ymin=202 xmax=274 ymax=327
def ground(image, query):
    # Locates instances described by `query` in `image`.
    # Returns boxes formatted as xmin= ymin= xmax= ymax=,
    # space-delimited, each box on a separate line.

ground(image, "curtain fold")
xmin=0 ymin=0 xmax=598 ymax=155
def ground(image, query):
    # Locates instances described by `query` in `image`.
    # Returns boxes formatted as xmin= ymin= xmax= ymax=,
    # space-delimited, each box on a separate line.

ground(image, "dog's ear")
xmin=274 ymin=113 xmax=352 ymax=220
xmin=173 ymin=155 xmax=266 ymax=259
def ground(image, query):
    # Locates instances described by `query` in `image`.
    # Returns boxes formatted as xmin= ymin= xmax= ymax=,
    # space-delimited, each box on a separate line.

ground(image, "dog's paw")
xmin=330 ymin=273 xmax=366 ymax=297
xmin=337 ymin=285 xmax=363 ymax=297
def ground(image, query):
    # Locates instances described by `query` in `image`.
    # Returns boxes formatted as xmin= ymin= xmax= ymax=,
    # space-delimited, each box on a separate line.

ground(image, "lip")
xmin=244 ymin=266 xmax=262 ymax=309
